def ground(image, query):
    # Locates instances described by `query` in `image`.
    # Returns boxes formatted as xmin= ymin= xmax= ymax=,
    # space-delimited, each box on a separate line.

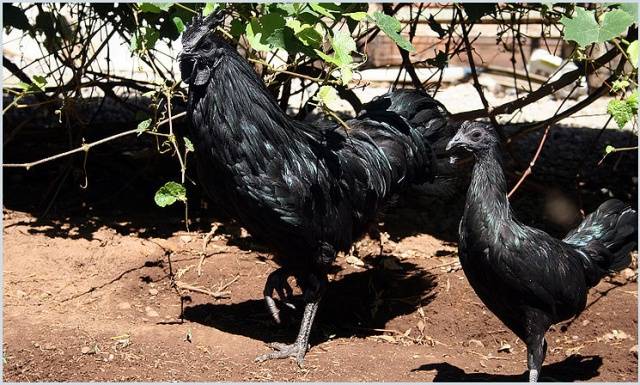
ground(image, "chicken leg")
xmin=527 ymin=334 xmax=547 ymax=382
xmin=256 ymin=271 xmax=326 ymax=367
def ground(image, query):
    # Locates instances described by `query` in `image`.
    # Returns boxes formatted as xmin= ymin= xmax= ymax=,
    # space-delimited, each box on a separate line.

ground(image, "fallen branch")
xmin=198 ymin=222 xmax=222 ymax=276
xmin=426 ymin=260 xmax=460 ymax=271
xmin=174 ymin=280 xmax=231 ymax=299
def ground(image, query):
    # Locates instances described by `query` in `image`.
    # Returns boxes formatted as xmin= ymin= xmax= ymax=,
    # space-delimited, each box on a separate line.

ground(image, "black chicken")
xmin=446 ymin=121 xmax=637 ymax=382
xmin=179 ymin=12 xmax=451 ymax=365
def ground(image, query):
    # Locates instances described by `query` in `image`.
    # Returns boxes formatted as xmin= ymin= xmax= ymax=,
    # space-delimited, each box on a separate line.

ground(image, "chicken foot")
xmin=263 ymin=267 xmax=297 ymax=324
xmin=256 ymin=271 xmax=326 ymax=367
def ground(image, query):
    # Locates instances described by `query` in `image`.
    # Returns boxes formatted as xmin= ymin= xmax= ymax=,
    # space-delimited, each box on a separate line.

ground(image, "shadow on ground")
xmin=182 ymin=256 xmax=437 ymax=345
xmin=413 ymin=354 xmax=603 ymax=382
xmin=3 ymin=102 xmax=638 ymax=245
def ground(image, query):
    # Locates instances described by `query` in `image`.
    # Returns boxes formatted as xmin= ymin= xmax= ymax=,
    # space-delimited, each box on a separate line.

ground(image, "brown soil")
xmin=3 ymin=208 xmax=637 ymax=382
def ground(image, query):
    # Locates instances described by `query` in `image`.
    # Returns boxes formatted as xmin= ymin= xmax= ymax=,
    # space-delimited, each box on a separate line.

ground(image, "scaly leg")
xmin=256 ymin=272 xmax=326 ymax=367
xmin=527 ymin=334 xmax=547 ymax=382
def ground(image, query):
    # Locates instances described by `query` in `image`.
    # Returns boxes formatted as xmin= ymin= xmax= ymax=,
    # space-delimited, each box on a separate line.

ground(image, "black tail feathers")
xmin=564 ymin=199 xmax=638 ymax=283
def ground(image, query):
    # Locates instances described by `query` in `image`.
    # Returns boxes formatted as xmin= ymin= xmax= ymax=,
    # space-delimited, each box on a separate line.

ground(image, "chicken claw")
xmin=263 ymin=268 xmax=296 ymax=324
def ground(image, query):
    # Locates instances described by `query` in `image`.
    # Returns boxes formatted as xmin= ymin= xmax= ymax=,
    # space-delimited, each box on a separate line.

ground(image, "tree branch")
xmin=450 ymin=44 xmax=624 ymax=121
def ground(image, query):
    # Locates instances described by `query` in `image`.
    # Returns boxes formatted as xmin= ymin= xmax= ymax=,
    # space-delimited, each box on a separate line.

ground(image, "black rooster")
xmin=446 ymin=121 xmax=637 ymax=382
xmin=179 ymin=12 xmax=451 ymax=365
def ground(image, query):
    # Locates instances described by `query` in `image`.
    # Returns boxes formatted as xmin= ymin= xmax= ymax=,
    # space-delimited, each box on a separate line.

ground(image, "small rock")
xmin=148 ymin=289 xmax=159 ymax=296
xmin=498 ymin=342 xmax=512 ymax=353
xmin=621 ymin=268 xmax=637 ymax=281
xmin=179 ymin=235 xmax=192 ymax=243
xmin=346 ymin=255 xmax=365 ymax=267
xmin=630 ymin=345 xmax=637 ymax=357
xmin=16 ymin=289 xmax=27 ymax=298
xmin=108 ymin=353 xmax=115 ymax=361
xmin=581 ymin=319 xmax=590 ymax=327
xmin=145 ymin=306 xmax=159 ymax=318
xmin=81 ymin=346 xmax=92 ymax=354
xmin=117 ymin=302 xmax=131 ymax=310
xmin=468 ymin=339 xmax=485 ymax=348
xmin=43 ymin=343 xmax=56 ymax=350
xmin=614 ymin=330 xmax=629 ymax=340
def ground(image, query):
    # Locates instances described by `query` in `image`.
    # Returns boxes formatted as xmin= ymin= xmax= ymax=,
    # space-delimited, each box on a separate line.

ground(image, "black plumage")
xmin=446 ymin=121 xmax=637 ymax=382
xmin=179 ymin=13 xmax=451 ymax=365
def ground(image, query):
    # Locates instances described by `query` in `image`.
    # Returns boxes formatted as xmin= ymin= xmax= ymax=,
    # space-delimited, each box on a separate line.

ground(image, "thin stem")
xmin=2 ymin=112 xmax=187 ymax=169
xmin=507 ymin=125 xmax=551 ymax=198
xmin=174 ymin=3 xmax=197 ymax=14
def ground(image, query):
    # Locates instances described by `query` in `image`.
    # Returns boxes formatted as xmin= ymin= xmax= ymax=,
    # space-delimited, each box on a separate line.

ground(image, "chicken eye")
xmin=470 ymin=131 xmax=482 ymax=140
xmin=199 ymin=40 xmax=213 ymax=51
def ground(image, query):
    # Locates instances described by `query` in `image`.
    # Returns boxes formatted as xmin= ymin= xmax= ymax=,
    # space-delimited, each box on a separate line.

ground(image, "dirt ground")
xmin=3 ymin=205 xmax=638 ymax=382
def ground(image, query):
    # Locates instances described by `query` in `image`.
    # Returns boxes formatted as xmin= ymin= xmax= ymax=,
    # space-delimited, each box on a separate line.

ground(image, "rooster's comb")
xmin=182 ymin=10 xmax=226 ymax=48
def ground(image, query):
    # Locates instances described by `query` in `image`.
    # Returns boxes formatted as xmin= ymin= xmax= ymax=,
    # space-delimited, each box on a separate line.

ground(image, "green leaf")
xmin=230 ymin=19 xmax=246 ymax=38
xmin=605 ymin=145 xmax=616 ymax=154
xmin=309 ymin=3 xmax=336 ymax=19
xmin=607 ymin=98 xmax=634 ymax=128
xmin=136 ymin=118 xmax=152 ymax=135
xmin=245 ymin=20 xmax=270 ymax=51
xmin=626 ymin=90 xmax=638 ymax=113
xmin=17 ymin=82 xmax=31 ymax=91
xmin=3 ymin=4 xmax=30 ymax=31
xmin=173 ymin=17 xmax=185 ymax=33
xmin=143 ymin=27 xmax=160 ymax=49
xmin=138 ymin=3 xmax=171 ymax=13
xmin=332 ymin=30 xmax=357 ymax=65
xmin=560 ymin=7 xmax=600 ymax=47
xmin=295 ymin=26 xmax=323 ymax=49
xmin=244 ymin=13 xmax=287 ymax=52
xmin=154 ymin=181 xmax=187 ymax=207
xmin=313 ymin=30 xmax=358 ymax=85
xmin=345 ymin=12 xmax=369 ymax=21
xmin=184 ymin=137 xmax=194 ymax=152
xmin=627 ymin=40 xmax=639 ymax=68
xmin=129 ymin=33 xmax=139 ymax=52
xmin=32 ymin=75 xmax=47 ymax=90
xmin=619 ymin=3 xmax=638 ymax=18
xmin=611 ymin=79 xmax=630 ymax=92
xmin=316 ymin=85 xmax=342 ymax=110
xmin=561 ymin=7 xmax=634 ymax=47
xmin=203 ymin=3 xmax=219 ymax=17
xmin=17 ymin=75 xmax=47 ymax=93
xmin=605 ymin=3 xmax=639 ymax=19
xmin=372 ymin=12 xmax=415 ymax=52
xmin=340 ymin=66 xmax=353 ymax=85
xmin=598 ymin=9 xmax=634 ymax=42
xmin=315 ymin=30 xmax=356 ymax=66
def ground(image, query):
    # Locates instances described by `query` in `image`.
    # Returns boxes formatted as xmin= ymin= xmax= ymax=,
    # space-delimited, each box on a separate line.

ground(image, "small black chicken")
xmin=179 ymin=12 xmax=451 ymax=366
xmin=447 ymin=121 xmax=637 ymax=382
